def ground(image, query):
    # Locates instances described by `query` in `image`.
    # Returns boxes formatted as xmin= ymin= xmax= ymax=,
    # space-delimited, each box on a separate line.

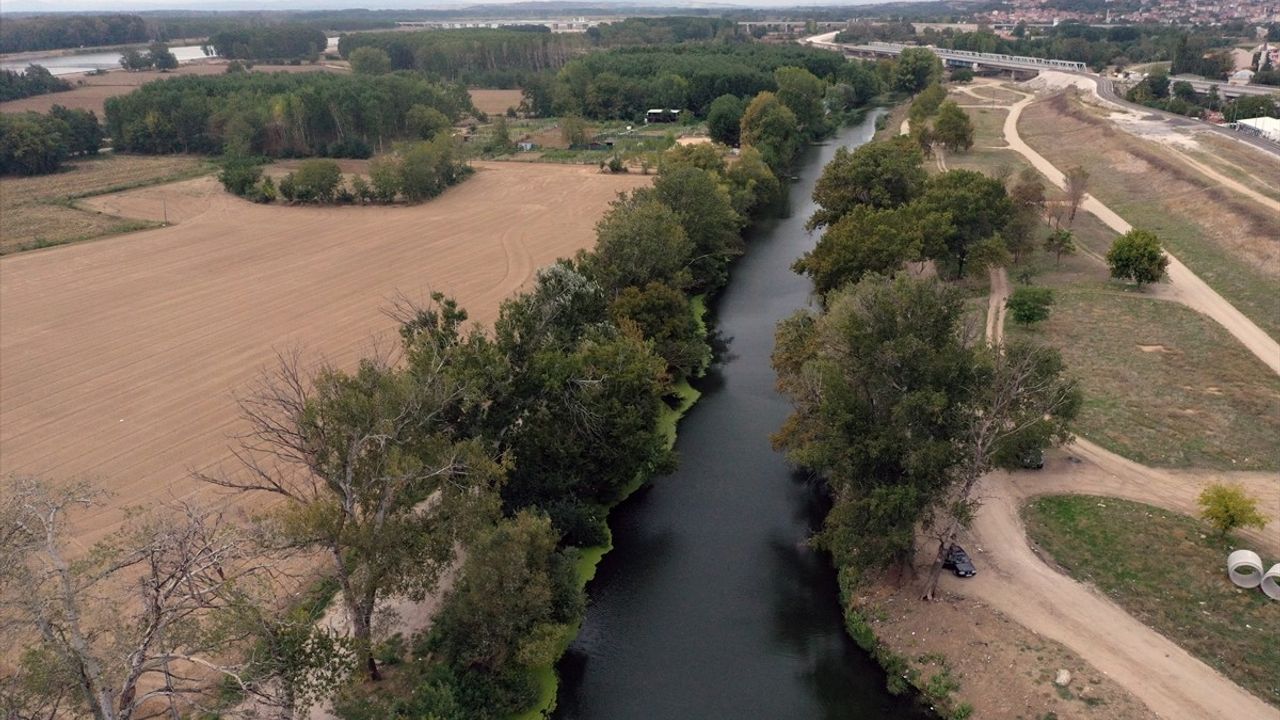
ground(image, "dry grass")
xmin=0 ymin=154 xmax=212 ymax=253
xmin=1024 ymin=495 xmax=1280 ymax=707
xmin=1011 ymin=288 xmax=1280 ymax=471
xmin=1020 ymin=93 xmax=1280 ymax=341
xmin=468 ymin=88 xmax=524 ymax=116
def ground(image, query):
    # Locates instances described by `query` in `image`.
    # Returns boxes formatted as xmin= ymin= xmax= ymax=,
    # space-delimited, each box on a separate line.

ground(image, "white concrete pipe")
xmin=1226 ymin=549 xmax=1264 ymax=589
xmin=1260 ymin=564 xmax=1280 ymax=600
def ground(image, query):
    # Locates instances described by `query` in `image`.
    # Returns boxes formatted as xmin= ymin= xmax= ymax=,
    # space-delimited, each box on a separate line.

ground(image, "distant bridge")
xmin=824 ymin=40 xmax=1088 ymax=73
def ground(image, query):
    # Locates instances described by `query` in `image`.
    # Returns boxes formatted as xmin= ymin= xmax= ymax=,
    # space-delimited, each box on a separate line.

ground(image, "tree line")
xmin=104 ymin=72 xmax=473 ymax=158
xmin=206 ymin=25 xmax=329 ymax=62
xmin=0 ymin=134 xmax=797 ymax=719
xmin=0 ymin=106 xmax=103 ymax=176
xmin=338 ymin=29 xmax=587 ymax=87
xmin=0 ymin=64 xmax=71 ymax=102
xmin=0 ymin=14 xmax=148 ymax=54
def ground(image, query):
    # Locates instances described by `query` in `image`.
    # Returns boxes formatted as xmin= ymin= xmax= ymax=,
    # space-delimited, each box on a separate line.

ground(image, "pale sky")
xmin=7 ymin=0 xmax=897 ymax=14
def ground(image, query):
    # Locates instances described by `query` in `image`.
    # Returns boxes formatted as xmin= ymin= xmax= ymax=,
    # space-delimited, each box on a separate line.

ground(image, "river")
xmin=553 ymin=112 xmax=932 ymax=719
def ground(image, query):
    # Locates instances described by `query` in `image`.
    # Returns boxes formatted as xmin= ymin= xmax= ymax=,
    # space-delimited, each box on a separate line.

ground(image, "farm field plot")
xmin=0 ymin=62 xmax=340 ymax=117
xmin=0 ymin=161 xmax=649 ymax=547
xmin=468 ymin=87 xmax=523 ymax=116
xmin=0 ymin=154 xmax=212 ymax=254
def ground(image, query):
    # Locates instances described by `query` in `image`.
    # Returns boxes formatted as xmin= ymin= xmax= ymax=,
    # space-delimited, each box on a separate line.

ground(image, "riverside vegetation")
xmin=0 ymin=27 xmax=944 ymax=718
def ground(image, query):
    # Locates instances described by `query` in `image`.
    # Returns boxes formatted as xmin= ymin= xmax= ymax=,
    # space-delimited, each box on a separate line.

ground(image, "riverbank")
xmin=513 ymin=301 xmax=706 ymax=720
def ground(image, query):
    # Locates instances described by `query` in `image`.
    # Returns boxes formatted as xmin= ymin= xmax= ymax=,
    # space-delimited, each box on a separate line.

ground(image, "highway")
xmin=802 ymin=32 xmax=1280 ymax=158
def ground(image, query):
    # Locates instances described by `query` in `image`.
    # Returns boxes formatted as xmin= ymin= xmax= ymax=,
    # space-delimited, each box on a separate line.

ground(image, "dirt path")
xmin=1001 ymin=93 xmax=1280 ymax=376
xmin=964 ymin=272 xmax=1279 ymax=719
xmin=947 ymin=443 xmax=1278 ymax=720
xmin=986 ymin=267 xmax=1009 ymax=344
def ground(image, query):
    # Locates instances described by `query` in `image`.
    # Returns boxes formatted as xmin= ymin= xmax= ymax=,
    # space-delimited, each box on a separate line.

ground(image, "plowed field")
xmin=0 ymin=161 xmax=647 ymax=545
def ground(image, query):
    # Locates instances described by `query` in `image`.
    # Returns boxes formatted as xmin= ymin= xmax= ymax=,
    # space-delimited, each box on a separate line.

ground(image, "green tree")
xmin=588 ymin=192 xmax=693 ymax=293
xmin=916 ymin=169 xmax=1014 ymax=277
xmin=706 ymin=93 xmax=744 ymax=146
xmin=349 ymin=46 xmax=392 ymax=76
xmin=369 ymin=155 xmax=401 ymax=202
xmin=486 ymin=116 xmax=513 ymax=154
xmin=774 ymin=66 xmax=827 ymax=136
xmin=147 ymin=43 xmax=178 ymax=71
xmin=407 ymin=104 xmax=451 ymax=139
xmin=1106 ymin=229 xmax=1169 ymax=287
xmin=650 ymin=165 xmax=744 ymax=291
xmin=724 ymin=145 xmax=780 ymax=217
xmin=933 ymin=101 xmax=974 ymax=152
xmin=119 ymin=48 xmax=151 ymax=71
xmin=218 ymin=155 xmax=263 ymax=196
xmin=794 ymin=204 xmax=945 ymax=293
xmin=200 ymin=356 xmax=502 ymax=681
xmin=1042 ymin=229 xmax=1074 ymax=266
xmin=291 ymin=158 xmax=342 ymax=203
xmin=560 ymin=115 xmax=588 ymax=147
xmin=1064 ymin=164 xmax=1089 ymax=225
xmin=1197 ymin=482 xmax=1267 ymax=538
xmin=399 ymin=135 xmax=468 ymax=202
xmin=609 ymin=281 xmax=710 ymax=378
xmin=1006 ymin=286 xmax=1054 ymax=325
xmin=807 ymin=137 xmax=926 ymax=229
xmin=0 ymin=112 xmax=68 ymax=175
xmin=739 ymin=91 xmax=800 ymax=171
xmin=894 ymin=47 xmax=942 ymax=92
xmin=908 ymin=82 xmax=947 ymax=125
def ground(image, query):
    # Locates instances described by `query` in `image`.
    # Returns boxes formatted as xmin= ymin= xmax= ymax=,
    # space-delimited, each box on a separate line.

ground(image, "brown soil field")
xmin=0 ymin=154 xmax=212 ymax=253
xmin=0 ymin=161 xmax=649 ymax=547
xmin=0 ymin=62 xmax=341 ymax=117
xmin=468 ymin=88 xmax=523 ymax=116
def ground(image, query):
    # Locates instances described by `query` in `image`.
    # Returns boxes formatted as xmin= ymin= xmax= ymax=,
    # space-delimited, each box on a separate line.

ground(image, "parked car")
xmin=1020 ymin=447 xmax=1045 ymax=470
xmin=943 ymin=544 xmax=977 ymax=578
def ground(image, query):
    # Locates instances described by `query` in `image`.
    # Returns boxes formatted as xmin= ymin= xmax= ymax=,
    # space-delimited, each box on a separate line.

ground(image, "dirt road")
xmin=985 ymin=267 xmax=1009 ymax=345
xmin=1001 ymin=91 xmax=1280 ymax=375
xmin=948 ymin=442 xmax=1278 ymax=720
xmin=961 ymin=254 xmax=1279 ymax=719
xmin=0 ymin=162 xmax=649 ymax=547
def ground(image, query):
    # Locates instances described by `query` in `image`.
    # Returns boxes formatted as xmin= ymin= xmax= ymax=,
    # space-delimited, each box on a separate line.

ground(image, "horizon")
xmin=1 ymin=0 xmax=919 ymax=13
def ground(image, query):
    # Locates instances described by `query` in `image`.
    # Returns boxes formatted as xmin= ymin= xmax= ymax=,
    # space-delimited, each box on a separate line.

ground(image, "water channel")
xmin=553 ymin=112 xmax=932 ymax=719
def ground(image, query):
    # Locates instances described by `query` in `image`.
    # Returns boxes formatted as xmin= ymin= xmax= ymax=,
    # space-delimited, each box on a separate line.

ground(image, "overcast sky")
xmin=5 ymin=0 xmax=900 ymax=11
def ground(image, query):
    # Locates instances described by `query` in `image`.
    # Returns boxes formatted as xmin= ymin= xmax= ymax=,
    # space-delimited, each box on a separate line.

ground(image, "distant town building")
xmin=1230 ymin=69 xmax=1257 ymax=85
xmin=645 ymin=109 xmax=681 ymax=124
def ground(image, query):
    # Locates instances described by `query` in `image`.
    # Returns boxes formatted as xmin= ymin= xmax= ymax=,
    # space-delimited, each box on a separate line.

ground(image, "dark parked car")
xmin=1020 ymin=447 xmax=1045 ymax=470
xmin=943 ymin=544 xmax=977 ymax=578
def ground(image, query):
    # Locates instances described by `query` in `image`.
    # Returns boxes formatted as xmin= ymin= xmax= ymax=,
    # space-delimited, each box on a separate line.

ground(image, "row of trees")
xmin=206 ymin=26 xmax=329 ymax=62
xmin=776 ymin=134 xmax=1083 ymax=604
xmin=0 ymin=107 xmax=103 ymax=176
xmin=1127 ymin=73 xmax=1280 ymax=120
xmin=104 ymin=72 xmax=472 ymax=157
xmin=338 ymin=29 xmax=587 ymax=85
xmin=0 ymin=136 xmax=790 ymax=719
xmin=119 ymin=43 xmax=179 ymax=72
xmin=0 ymin=64 xmax=71 ymax=103
xmin=0 ymin=13 xmax=148 ymax=53
xmin=524 ymin=43 xmax=850 ymax=121
xmin=220 ymin=136 xmax=471 ymax=205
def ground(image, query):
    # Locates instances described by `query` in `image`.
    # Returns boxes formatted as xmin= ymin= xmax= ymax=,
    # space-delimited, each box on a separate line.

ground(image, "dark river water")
xmin=553 ymin=113 xmax=932 ymax=720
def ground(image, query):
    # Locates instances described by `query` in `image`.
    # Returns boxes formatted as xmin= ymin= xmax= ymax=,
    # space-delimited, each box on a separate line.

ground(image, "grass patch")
xmin=1024 ymin=495 xmax=1280 ymax=706
xmin=0 ymin=154 xmax=213 ymax=254
xmin=1009 ymin=288 xmax=1280 ymax=471
xmin=1020 ymin=93 xmax=1280 ymax=341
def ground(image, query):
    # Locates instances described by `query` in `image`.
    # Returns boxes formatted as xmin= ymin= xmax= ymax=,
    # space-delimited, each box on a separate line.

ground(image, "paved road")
xmin=1092 ymin=75 xmax=1280 ymax=158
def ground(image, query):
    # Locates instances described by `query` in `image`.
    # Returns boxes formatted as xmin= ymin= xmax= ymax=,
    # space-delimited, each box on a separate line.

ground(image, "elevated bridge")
xmin=829 ymin=41 xmax=1088 ymax=73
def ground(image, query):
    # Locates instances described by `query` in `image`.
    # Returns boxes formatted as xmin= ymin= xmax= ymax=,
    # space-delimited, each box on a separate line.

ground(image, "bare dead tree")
xmin=1064 ymin=165 xmax=1090 ymax=227
xmin=0 ymin=477 xmax=278 ymax=720
xmin=920 ymin=343 xmax=1080 ymax=600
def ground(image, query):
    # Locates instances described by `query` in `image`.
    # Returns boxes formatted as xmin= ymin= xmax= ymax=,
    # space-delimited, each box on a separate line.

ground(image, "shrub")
xmin=1106 ymin=229 xmax=1169 ymax=287
xmin=217 ymin=156 xmax=263 ymax=196
xmin=1006 ymin=286 xmax=1054 ymax=325
xmin=1197 ymin=482 xmax=1267 ymax=538
xmin=291 ymin=158 xmax=343 ymax=203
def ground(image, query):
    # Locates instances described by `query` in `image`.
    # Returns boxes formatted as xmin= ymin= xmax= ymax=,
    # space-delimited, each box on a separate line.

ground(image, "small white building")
xmin=1238 ymin=116 xmax=1280 ymax=143
xmin=1229 ymin=69 xmax=1256 ymax=85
